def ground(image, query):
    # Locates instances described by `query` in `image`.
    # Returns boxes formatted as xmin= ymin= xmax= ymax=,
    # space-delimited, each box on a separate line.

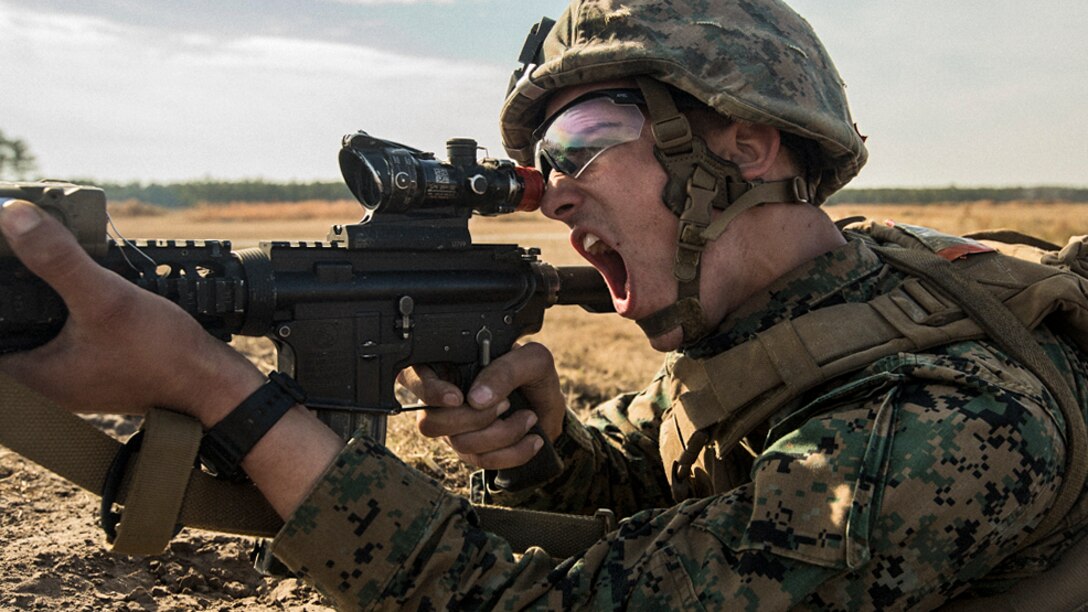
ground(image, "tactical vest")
xmin=659 ymin=221 xmax=1088 ymax=550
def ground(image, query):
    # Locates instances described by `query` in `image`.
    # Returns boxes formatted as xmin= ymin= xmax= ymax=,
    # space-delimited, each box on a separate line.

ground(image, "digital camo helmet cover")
xmin=500 ymin=0 xmax=868 ymax=204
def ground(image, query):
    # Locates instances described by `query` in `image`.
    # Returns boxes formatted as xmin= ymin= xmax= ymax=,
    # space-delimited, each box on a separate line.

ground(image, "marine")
xmin=2 ymin=0 xmax=1088 ymax=609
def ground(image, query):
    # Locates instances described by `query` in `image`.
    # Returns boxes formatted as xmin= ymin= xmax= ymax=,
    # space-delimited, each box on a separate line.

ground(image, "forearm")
xmin=488 ymin=407 xmax=672 ymax=516
xmin=240 ymin=405 xmax=344 ymax=518
xmin=271 ymin=433 xmax=827 ymax=610
xmin=177 ymin=347 xmax=345 ymax=519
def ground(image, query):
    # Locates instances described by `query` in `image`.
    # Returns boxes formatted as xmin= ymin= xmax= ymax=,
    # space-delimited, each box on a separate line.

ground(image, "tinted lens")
xmin=535 ymin=96 xmax=644 ymax=179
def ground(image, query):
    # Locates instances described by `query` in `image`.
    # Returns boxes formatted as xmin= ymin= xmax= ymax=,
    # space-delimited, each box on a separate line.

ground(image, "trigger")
xmin=476 ymin=327 xmax=493 ymax=367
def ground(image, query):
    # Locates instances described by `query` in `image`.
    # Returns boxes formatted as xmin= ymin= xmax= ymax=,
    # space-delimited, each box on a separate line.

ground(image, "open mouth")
xmin=574 ymin=231 xmax=631 ymax=311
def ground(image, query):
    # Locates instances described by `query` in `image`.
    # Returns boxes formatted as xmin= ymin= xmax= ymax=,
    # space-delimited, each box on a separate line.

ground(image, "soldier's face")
xmin=537 ymin=80 xmax=687 ymax=351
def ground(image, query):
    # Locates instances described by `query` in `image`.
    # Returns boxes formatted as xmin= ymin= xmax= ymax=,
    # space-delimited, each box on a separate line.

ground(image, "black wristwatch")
xmin=199 ymin=371 xmax=307 ymax=480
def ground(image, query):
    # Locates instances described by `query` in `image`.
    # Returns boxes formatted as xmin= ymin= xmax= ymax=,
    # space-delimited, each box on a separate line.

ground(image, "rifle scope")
xmin=339 ymin=131 xmax=544 ymax=218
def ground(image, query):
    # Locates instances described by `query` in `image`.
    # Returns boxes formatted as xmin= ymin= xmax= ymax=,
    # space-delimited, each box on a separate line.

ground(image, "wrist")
xmin=181 ymin=341 xmax=267 ymax=429
xmin=241 ymin=405 xmax=344 ymax=518
xmin=199 ymin=371 xmax=308 ymax=480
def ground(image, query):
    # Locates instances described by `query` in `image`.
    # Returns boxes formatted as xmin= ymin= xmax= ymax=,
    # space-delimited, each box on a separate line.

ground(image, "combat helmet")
xmin=500 ymin=0 xmax=868 ymax=344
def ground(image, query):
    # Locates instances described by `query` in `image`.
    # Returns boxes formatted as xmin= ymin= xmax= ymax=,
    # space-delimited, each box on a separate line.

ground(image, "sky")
xmin=1 ymin=0 xmax=1085 ymax=188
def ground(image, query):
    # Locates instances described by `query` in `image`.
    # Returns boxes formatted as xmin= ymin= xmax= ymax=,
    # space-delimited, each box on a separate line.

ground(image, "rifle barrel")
xmin=555 ymin=266 xmax=613 ymax=313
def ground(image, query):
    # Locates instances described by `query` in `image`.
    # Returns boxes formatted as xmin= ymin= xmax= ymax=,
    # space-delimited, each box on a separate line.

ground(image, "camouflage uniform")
xmin=271 ymin=230 xmax=1088 ymax=610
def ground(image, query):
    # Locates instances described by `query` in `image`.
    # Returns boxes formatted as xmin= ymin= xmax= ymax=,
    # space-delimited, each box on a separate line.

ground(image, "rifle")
xmin=0 ymin=131 xmax=612 ymax=493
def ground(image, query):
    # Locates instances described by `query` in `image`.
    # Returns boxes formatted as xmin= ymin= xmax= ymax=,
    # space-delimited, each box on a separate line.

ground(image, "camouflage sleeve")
xmin=270 ymin=344 xmax=1068 ymax=610
xmin=485 ymin=366 xmax=675 ymax=516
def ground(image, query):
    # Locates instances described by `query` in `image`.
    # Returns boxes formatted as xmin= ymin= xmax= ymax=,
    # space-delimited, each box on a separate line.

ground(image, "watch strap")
xmin=199 ymin=371 xmax=306 ymax=480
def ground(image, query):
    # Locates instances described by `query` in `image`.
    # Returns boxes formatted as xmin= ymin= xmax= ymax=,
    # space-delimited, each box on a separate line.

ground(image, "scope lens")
xmin=342 ymin=151 xmax=383 ymax=210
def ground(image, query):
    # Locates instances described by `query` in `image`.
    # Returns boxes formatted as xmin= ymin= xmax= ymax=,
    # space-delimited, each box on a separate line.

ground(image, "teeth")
xmin=582 ymin=233 xmax=612 ymax=255
xmin=583 ymin=233 xmax=599 ymax=252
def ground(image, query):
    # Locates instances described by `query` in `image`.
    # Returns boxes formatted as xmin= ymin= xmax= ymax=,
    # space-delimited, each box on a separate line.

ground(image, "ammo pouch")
xmin=662 ymin=223 xmax=1088 ymax=551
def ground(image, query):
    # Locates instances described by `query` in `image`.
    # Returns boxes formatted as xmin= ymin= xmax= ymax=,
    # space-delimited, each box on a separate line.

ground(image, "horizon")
xmin=2 ymin=1 xmax=1086 ymax=188
xmin=69 ymin=177 xmax=1088 ymax=192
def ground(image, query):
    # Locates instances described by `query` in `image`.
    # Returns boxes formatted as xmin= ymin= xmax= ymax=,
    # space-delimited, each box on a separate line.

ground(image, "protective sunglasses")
xmin=533 ymin=89 xmax=646 ymax=180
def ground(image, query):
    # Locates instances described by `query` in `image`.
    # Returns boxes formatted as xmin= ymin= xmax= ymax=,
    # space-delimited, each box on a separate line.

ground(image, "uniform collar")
xmin=684 ymin=236 xmax=886 ymax=359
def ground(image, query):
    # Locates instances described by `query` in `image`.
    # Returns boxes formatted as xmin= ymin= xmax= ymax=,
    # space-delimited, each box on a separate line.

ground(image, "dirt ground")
xmin=0 ymin=412 xmax=339 ymax=611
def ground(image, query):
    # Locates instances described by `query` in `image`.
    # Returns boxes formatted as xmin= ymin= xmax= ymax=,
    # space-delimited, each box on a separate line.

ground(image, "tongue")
xmin=598 ymin=251 xmax=629 ymax=301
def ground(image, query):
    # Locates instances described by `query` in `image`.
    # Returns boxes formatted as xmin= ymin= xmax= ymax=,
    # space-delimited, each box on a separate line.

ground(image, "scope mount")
xmin=328 ymin=211 xmax=473 ymax=250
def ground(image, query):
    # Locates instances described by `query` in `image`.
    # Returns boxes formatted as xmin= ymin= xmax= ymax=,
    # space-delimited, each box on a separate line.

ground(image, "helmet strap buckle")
xmin=636 ymin=76 xmax=694 ymax=154
xmin=673 ymin=165 xmax=718 ymax=282
xmin=652 ymin=115 xmax=695 ymax=153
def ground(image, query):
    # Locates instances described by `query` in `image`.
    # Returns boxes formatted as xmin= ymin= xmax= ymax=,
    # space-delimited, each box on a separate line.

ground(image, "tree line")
xmin=86 ymin=181 xmax=1088 ymax=208
xmin=88 ymin=179 xmax=355 ymax=208
xmin=826 ymin=186 xmax=1088 ymax=205
xmin=6 ymin=179 xmax=1082 ymax=208
xmin=4 ymin=131 xmax=1086 ymax=206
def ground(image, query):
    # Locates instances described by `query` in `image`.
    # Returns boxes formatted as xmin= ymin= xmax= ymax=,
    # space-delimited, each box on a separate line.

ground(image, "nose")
xmin=539 ymin=172 xmax=582 ymax=221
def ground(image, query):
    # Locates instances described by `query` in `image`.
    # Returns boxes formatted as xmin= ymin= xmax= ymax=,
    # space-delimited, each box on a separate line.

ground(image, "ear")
xmin=711 ymin=122 xmax=781 ymax=181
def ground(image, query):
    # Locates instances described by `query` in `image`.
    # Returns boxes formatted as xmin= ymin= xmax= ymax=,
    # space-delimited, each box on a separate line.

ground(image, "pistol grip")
xmin=491 ymin=389 xmax=564 ymax=492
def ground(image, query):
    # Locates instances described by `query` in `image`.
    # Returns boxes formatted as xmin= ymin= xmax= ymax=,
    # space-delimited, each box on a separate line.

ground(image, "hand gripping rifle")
xmin=0 ymin=131 xmax=612 ymax=495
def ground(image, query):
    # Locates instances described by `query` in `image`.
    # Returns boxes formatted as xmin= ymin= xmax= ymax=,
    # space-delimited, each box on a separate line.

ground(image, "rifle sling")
xmin=0 ymin=372 xmax=613 ymax=557
xmin=0 ymin=374 xmax=283 ymax=553
xmin=472 ymin=505 xmax=615 ymax=561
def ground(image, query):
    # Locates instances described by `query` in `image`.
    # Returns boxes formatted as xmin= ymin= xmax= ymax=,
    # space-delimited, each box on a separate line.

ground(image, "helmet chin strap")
xmin=632 ymin=77 xmax=812 ymax=345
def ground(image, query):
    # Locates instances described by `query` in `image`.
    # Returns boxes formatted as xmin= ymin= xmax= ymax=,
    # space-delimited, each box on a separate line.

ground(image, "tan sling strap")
xmin=0 ymin=372 xmax=615 ymax=557
xmin=472 ymin=505 xmax=616 ymax=561
xmin=0 ymin=372 xmax=283 ymax=554
xmin=670 ymin=240 xmax=1088 ymax=545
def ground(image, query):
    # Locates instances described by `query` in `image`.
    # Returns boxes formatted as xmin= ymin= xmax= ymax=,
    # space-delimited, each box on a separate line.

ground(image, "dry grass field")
xmin=1 ymin=199 xmax=1084 ymax=610
xmin=825 ymin=200 xmax=1086 ymax=246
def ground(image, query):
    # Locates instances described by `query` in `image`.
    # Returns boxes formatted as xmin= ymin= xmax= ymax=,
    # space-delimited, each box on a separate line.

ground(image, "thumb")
xmin=0 ymin=198 xmax=45 ymax=240
xmin=0 ymin=199 xmax=112 ymax=312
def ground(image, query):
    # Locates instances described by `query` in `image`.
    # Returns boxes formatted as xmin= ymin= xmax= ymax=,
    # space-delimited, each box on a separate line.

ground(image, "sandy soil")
xmin=0 ymin=414 xmax=335 ymax=611
xmin=0 ymin=400 xmax=517 ymax=611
